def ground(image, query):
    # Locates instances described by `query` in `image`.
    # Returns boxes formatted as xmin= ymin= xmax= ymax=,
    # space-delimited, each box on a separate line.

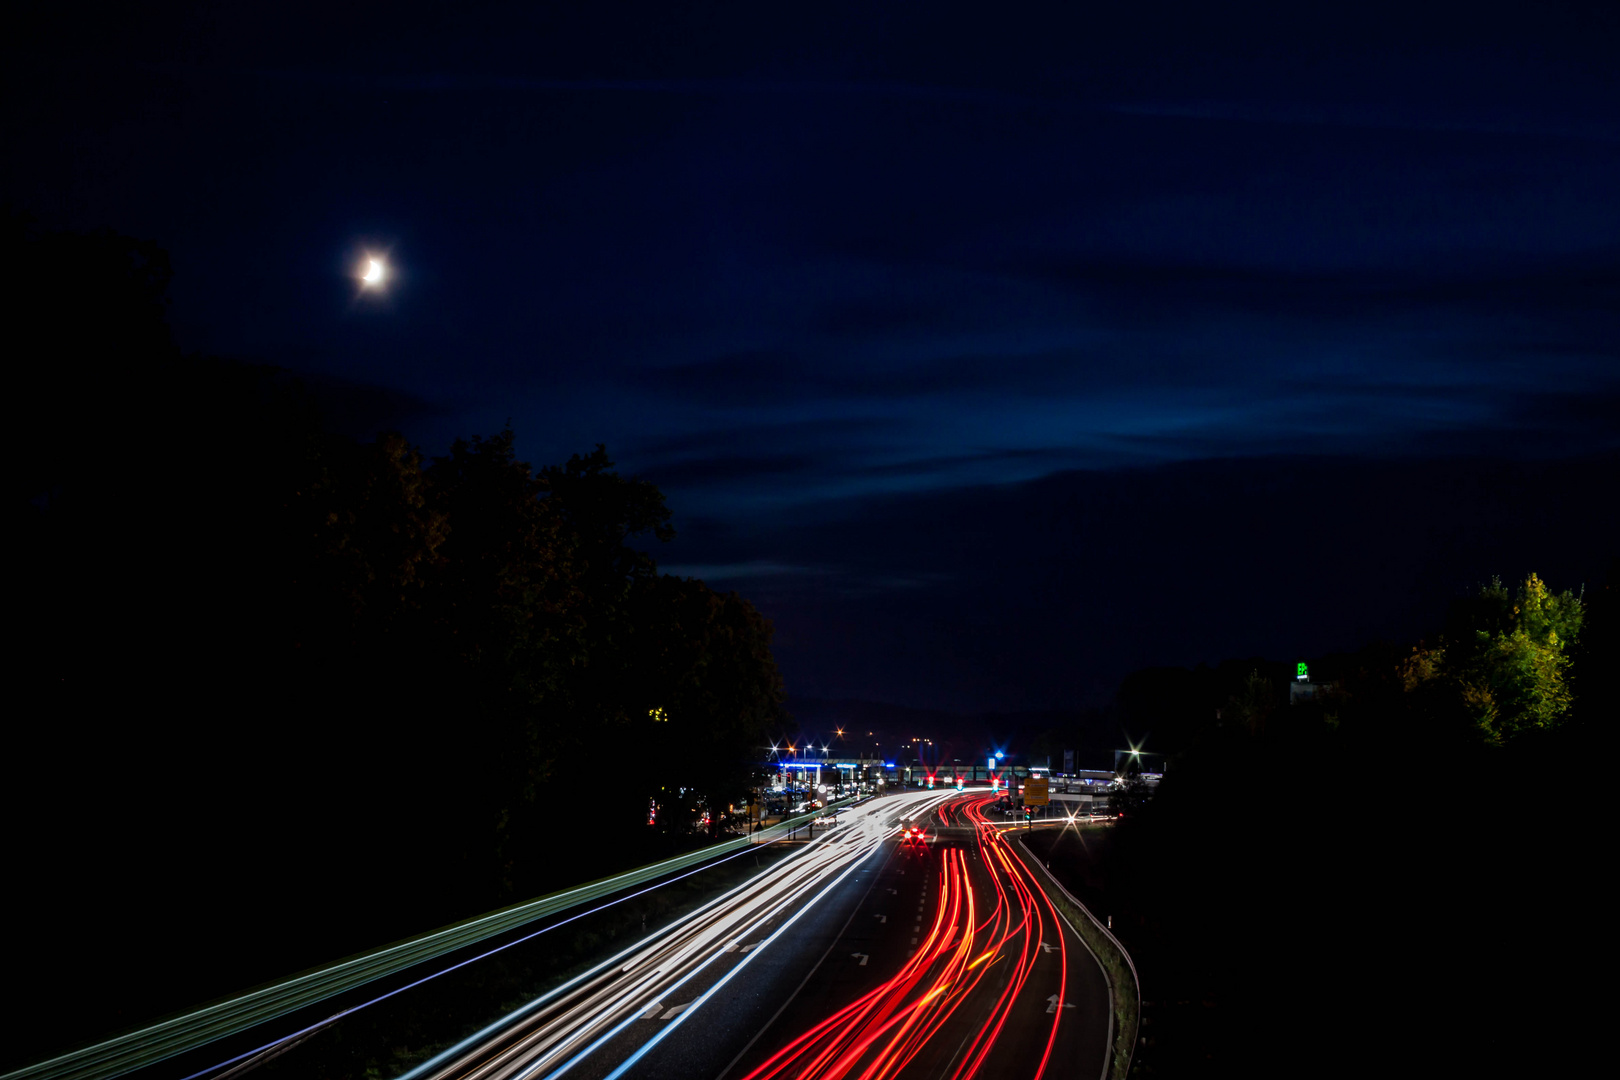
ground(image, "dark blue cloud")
xmin=661 ymin=452 xmax=1619 ymax=711
xmin=8 ymin=0 xmax=1617 ymax=708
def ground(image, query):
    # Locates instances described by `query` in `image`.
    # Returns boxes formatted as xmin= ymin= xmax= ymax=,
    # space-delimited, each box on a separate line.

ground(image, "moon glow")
xmin=361 ymin=256 xmax=386 ymax=287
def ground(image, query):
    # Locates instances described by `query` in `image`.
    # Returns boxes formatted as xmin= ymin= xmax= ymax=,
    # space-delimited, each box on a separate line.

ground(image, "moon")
xmin=361 ymin=256 xmax=386 ymax=287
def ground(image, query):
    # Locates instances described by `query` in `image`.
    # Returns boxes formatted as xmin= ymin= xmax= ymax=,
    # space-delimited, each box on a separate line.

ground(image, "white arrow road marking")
xmin=1045 ymin=995 xmax=1076 ymax=1014
xmin=641 ymin=1002 xmax=665 ymax=1019
xmin=1041 ymin=942 xmax=1056 ymax=954
xmin=887 ymin=888 xmax=898 ymax=895
xmin=852 ymin=953 xmax=870 ymax=966
xmin=874 ymin=915 xmax=887 ymax=924
xmin=659 ymin=1003 xmax=692 ymax=1020
xmin=740 ymin=942 xmax=761 ymax=952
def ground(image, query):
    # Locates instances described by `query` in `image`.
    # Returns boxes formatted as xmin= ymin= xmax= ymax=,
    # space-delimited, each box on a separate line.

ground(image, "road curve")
xmin=403 ymin=790 xmax=961 ymax=1080
xmin=717 ymin=792 xmax=1110 ymax=1080
xmin=407 ymin=789 xmax=1110 ymax=1080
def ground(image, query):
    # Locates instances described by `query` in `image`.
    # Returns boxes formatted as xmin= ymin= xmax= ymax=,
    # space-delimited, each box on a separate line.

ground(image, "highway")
xmin=400 ymin=789 xmax=1110 ymax=1080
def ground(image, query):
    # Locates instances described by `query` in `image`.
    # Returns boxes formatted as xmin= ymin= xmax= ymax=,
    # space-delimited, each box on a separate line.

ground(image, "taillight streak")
xmin=737 ymin=791 xmax=1071 ymax=1080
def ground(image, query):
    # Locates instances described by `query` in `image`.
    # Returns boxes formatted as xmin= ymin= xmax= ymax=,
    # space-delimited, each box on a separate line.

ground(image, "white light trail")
xmin=413 ymin=790 xmax=955 ymax=1080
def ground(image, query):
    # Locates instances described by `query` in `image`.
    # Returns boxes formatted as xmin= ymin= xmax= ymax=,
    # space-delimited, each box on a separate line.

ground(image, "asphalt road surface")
xmin=406 ymin=789 xmax=1110 ymax=1080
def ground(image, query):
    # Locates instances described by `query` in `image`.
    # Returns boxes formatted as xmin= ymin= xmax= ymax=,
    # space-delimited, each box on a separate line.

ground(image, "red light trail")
xmin=737 ymin=793 xmax=1070 ymax=1080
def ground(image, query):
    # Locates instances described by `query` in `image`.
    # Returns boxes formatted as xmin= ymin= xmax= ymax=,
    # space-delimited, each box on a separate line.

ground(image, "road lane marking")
xmin=658 ymin=1003 xmax=691 ymax=1020
xmin=596 ymin=811 xmax=904 ymax=1080
xmin=396 ymin=789 xmax=963 ymax=1080
xmin=851 ymin=953 xmax=869 ymax=966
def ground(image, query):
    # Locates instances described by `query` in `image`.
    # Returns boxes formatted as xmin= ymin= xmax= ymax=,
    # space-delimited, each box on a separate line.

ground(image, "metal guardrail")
xmin=3 ymin=799 xmax=856 ymax=1080
xmin=1014 ymin=835 xmax=1141 ymax=1080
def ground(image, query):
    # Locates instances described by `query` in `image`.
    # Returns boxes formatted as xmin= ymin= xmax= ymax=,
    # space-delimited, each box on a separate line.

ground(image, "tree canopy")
xmin=1405 ymin=572 xmax=1584 ymax=743
xmin=7 ymin=219 xmax=791 ymax=1064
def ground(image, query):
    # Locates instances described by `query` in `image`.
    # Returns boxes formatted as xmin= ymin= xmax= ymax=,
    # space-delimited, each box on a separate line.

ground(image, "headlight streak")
xmin=412 ymin=790 xmax=957 ymax=1080
xmin=521 ymin=856 xmax=856 ymax=1079
xmin=400 ymin=849 xmax=845 ymax=1080
xmin=594 ymin=818 xmax=897 ymax=1080
xmin=734 ymin=792 xmax=1071 ymax=1080
xmin=188 ymin=826 xmax=835 ymax=1080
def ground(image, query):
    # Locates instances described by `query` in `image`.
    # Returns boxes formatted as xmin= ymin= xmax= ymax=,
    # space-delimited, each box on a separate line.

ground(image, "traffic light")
xmin=1023 ymin=805 xmax=1033 ymax=821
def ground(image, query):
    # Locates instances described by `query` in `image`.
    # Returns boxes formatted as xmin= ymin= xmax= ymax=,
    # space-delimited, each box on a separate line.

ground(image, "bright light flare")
xmin=360 ymin=256 xmax=387 ymax=288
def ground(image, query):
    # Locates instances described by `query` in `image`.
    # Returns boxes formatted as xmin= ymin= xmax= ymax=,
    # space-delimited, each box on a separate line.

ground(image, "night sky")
xmin=9 ymin=1 xmax=1617 ymax=712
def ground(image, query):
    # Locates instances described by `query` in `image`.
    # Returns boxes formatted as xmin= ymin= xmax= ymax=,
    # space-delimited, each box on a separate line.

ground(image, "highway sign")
xmin=1024 ymin=777 xmax=1049 ymax=806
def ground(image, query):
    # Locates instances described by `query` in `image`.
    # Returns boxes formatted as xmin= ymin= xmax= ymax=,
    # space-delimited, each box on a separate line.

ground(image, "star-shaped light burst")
xmin=359 ymin=255 xmax=387 ymax=289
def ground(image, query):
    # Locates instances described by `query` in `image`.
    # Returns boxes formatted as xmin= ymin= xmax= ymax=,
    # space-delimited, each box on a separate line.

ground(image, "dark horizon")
xmin=8 ymin=1 xmax=1617 ymax=714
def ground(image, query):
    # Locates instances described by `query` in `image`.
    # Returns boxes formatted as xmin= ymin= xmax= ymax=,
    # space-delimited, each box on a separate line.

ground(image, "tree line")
xmin=1053 ymin=566 xmax=1614 ymax=1079
xmin=6 ymin=217 xmax=791 ymax=1067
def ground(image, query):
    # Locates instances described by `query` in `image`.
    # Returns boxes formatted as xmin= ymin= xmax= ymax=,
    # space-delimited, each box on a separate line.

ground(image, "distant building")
xmin=1113 ymin=749 xmax=1163 ymax=773
xmin=1289 ymin=659 xmax=1334 ymax=704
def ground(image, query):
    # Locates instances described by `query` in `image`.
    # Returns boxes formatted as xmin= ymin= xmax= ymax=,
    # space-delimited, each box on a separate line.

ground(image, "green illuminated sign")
xmin=1296 ymin=661 xmax=1309 ymax=681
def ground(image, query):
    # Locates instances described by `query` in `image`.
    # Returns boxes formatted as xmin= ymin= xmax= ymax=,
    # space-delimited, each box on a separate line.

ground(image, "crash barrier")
xmin=1012 ymin=836 xmax=1141 ymax=1080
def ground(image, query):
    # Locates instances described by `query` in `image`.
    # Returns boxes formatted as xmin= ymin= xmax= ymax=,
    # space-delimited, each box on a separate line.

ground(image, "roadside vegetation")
xmin=1028 ymin=567 xmax=1613 ymax=1079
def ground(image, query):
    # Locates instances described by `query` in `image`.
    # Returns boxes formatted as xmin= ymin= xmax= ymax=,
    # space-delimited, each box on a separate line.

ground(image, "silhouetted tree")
xmin=7 ymin=220 xmax=797 ymax=1063
xmin=1108 ymin=775 xmax=1153 ymax=817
